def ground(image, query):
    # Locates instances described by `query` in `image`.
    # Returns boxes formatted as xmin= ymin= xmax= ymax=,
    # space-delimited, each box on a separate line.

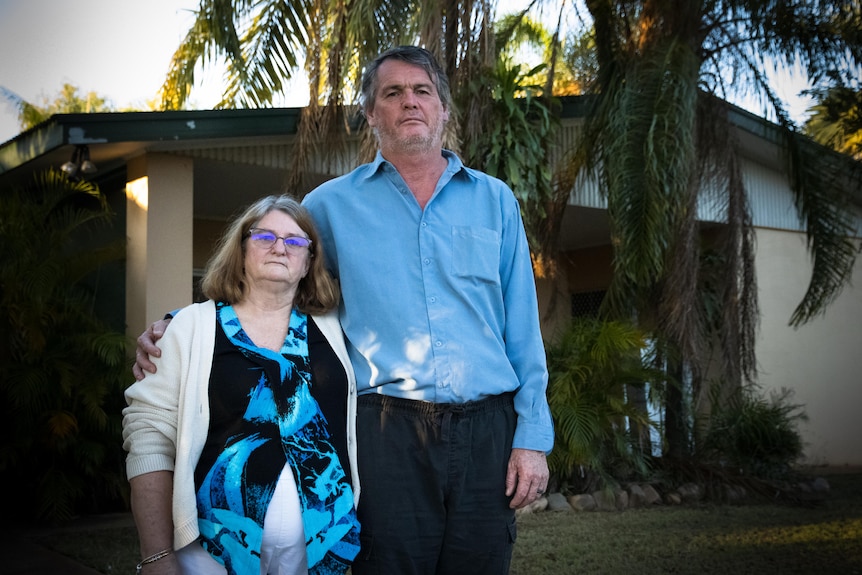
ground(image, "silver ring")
xmin=536 ymin=489 xmax=545 ymax=495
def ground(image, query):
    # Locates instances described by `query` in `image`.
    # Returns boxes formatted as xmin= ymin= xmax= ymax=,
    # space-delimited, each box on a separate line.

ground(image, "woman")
xmin=122 ymin=195 xmax=360 ymax=575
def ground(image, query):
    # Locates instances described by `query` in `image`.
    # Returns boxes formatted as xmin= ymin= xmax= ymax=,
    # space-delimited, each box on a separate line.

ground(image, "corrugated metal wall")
xmin=179 ymin=139 xmax=361 ymax=176
xmin=553 ymin=120 xmax=861 ymax=236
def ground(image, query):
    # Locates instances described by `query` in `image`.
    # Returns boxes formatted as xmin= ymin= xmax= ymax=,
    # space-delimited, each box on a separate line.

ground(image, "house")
xmin=1 ymin=99 xmax=859 ymax=467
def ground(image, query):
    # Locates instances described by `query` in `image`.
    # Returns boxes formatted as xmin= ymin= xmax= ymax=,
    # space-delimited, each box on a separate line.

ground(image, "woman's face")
xmin=243 ymin=210 xmax=312 ymax=294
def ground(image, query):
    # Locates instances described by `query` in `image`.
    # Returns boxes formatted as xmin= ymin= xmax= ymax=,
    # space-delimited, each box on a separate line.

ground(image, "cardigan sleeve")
xmin=122 ymin=301 xmax=215 ymax=480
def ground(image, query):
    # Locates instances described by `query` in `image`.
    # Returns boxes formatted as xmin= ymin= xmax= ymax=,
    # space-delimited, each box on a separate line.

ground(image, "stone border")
xmin=516 ymin=476 xmax=832 ymax=515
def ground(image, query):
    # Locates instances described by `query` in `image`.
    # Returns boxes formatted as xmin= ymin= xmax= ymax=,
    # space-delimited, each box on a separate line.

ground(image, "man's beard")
xmin=376 ymin=118 xmax=446 ymax=153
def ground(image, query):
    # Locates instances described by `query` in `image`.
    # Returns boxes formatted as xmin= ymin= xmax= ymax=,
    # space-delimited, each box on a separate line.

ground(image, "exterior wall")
xmin=754 ymin=228 xmax=862 ymax=466
xmin=125 ymin=153 xmax=195 ymax=341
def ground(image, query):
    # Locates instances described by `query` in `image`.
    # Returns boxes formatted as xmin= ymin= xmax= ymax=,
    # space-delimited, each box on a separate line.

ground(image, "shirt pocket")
xmin=451 ymin=226 xmax=501 ymax=284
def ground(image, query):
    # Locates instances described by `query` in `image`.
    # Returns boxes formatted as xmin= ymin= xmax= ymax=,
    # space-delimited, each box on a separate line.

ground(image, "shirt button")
xmin=424 ymin=258 xmax=431 ymax=265
xmin=435 ymin=341 xmax=442 ymax=347
xmin=421 ymin=222 xmax=427 ymax=228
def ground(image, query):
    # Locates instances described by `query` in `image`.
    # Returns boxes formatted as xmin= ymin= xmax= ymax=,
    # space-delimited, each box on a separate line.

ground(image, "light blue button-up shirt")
xmin=303 ymin=150 xmax=553 ymax=452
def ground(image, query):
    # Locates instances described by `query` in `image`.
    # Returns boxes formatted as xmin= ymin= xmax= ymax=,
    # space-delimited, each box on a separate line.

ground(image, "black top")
xmin=195 ymin=315 xmax=351 ymax=488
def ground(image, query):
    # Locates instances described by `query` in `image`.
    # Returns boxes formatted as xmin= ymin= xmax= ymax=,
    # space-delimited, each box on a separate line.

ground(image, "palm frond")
xmin=785 ymin=134 xmax=861 ymax=326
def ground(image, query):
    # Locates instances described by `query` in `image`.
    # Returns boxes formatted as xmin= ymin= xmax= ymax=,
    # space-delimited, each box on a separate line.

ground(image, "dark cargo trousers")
xmin=351 ymin=392 xmax=517 ymax=575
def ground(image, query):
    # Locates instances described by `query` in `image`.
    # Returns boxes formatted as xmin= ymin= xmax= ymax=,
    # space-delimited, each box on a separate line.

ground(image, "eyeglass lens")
xmin=249 ymin=229 xmax=311 ymax=249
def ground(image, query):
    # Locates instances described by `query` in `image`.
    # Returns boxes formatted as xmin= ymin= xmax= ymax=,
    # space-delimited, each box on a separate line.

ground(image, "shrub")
xmin=701 ymin=385 xmax=806 ymax=479
xmin=545 ymin=317 xmax=662 ymax=492
xmin=0 ymin=170 xmax=128 ymax=524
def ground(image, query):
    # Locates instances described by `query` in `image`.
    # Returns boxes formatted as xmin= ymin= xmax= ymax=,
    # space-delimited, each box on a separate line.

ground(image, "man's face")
xmin=366 ymin=59 xmax=449 ymax=154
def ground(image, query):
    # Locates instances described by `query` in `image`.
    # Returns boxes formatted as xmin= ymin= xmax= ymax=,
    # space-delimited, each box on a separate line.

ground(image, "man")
xmin=134 ymin=46 xmax=553 ymax=575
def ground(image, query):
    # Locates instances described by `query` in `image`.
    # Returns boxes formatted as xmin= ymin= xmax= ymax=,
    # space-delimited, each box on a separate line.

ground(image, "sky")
xmin=0 ymin=0 xmax=309 ymax=143
xmin=0 ymin=0 xmax=815 ymax=145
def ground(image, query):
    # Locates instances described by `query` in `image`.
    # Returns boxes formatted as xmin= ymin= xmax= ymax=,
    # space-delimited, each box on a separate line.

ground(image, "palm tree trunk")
xmin=664 ymin=358 xmax=688 ymax=460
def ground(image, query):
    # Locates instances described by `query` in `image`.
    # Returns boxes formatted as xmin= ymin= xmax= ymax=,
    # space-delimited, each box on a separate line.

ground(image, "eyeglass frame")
xmin=245 ymin=227 xmax=313 ymax=251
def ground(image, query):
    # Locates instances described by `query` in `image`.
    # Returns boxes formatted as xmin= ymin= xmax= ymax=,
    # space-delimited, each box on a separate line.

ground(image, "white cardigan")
xmin=122 ymin=300 xmax=359 ymax=551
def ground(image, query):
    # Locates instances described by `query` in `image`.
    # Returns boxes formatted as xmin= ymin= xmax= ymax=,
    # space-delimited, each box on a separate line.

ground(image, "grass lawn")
xmin=512 ymin=471 xmax=862 ymax=574
xmin=34 ymin=471 xmax=862 ymax=574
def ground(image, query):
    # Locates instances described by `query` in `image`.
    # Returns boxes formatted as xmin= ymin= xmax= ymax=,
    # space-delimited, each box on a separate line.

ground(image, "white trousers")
xmin=175 ymin=466 xmax=308 ymax=575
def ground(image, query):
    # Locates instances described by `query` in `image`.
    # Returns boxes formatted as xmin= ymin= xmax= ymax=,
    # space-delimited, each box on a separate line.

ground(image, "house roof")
xmin=0 ymin=97 xmax=801 ymax=180
xmin=0 ymin=107 xmax=304 ymax=184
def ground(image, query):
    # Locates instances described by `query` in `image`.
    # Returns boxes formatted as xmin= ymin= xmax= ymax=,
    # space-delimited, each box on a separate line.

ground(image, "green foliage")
xmin=0 ymin=170 xmax=129 ymax=524
xmin=494 ymin=10 xmax=588 ymax=96
xmin=701 ymin=386 xmax=807 ymax=479
xmin=163 ymin=0 xmax=310 ymax=109
xmin=1 ymin=83 xmax=115 ymax=132
xmin=805 ymin=86 xmax=862 ymax=160
xmin=461 ymin=59 xmax=557 ymax=259
xmin=545 ymin=317 xmax=661 ymax=491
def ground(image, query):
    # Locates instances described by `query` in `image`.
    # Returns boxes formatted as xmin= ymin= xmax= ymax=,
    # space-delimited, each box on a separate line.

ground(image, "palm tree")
xmin=159 ymin=0 xmax=500 ymax=185
xmin=563 ymin=0 xmax=861 ymax=458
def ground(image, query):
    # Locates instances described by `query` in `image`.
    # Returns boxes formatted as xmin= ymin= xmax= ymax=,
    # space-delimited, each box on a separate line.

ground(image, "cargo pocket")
xmin=502 ymin=517 xmax=518 ymax=572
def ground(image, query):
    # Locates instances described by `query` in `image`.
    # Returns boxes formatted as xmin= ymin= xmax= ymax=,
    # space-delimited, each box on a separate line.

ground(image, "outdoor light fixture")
xmin=60 ymin=145 xmax=98 ymax=177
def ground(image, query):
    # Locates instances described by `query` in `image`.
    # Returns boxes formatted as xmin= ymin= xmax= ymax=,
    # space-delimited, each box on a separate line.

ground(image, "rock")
xmin=515 ymin=495 xmax=549 ymax=516
xmin=546 ymin=492 xmax=574 ymax=512
xmin=593 ymin=489 xmax=617 ymax=511
xmin=615 ymin=488 xmax=629 ymax=510
xmin=642 ymin=484 xmax=661 ymax=505
xmin=627 ymin=484 xmax=646 ymax=508
xmin=811 ymin=477 xmax=830 ymax=493
xmin=678 ymin=482 xmax=702 ymax=502
xmin=665 ymin=492 xmax=682 ymax=505
xmin=723 ymin=484 xmax=746 ymax=504
xmin=568 ymin=493 xmax=597 ymax=512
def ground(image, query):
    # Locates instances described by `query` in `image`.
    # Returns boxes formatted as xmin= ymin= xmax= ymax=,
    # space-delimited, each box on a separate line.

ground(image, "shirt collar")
xmin=365 ymin=149 xmax=466 ymax=181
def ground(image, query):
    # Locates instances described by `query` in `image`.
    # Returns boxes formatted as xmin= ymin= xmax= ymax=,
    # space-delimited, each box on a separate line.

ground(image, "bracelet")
xmin=135 ymin=548 xmax=174 ymax=574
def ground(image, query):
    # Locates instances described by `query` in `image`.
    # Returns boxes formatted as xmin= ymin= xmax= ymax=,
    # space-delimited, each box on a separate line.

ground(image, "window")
xmin=571 ymin=290 xmax=605 ymax=319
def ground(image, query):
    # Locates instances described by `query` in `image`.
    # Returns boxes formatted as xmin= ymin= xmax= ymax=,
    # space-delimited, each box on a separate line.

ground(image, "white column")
xmin=125 ymin=153 xmax=194 ymax=341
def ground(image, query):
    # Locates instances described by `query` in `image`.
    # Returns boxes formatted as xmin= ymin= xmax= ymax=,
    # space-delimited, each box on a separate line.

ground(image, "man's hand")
xmin=505 ymin=448 xmax=549 ymax=509
xmin=132 ymin=319 xmax=171 ymax=381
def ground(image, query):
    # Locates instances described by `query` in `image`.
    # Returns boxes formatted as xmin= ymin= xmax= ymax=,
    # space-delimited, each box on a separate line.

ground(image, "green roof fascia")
xmin=0 ymin=107 xmax=303 ymax=176
xmin=0 ymin=121 xmax=66 ymax=175
xmin=556 ymin=94 xmax=783 ymax=143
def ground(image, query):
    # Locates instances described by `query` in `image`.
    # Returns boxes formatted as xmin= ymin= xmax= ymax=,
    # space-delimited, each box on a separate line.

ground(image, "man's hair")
xmin=200 ymin=194 xmax=339 ymax=314
xmin=359 ymin=45 xmax=452 ymax=114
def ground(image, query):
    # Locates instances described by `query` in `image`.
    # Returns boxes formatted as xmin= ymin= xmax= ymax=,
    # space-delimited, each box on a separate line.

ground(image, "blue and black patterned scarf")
xmin=196 ymin=303 xmax=360 ymax=574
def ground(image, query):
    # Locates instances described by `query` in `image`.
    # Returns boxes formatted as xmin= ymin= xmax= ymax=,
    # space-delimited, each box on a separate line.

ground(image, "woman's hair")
xmin=359 ymin=45 xmax=452 ymax=114
xmin=200 ymin=195 xmax=340 ymax=314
